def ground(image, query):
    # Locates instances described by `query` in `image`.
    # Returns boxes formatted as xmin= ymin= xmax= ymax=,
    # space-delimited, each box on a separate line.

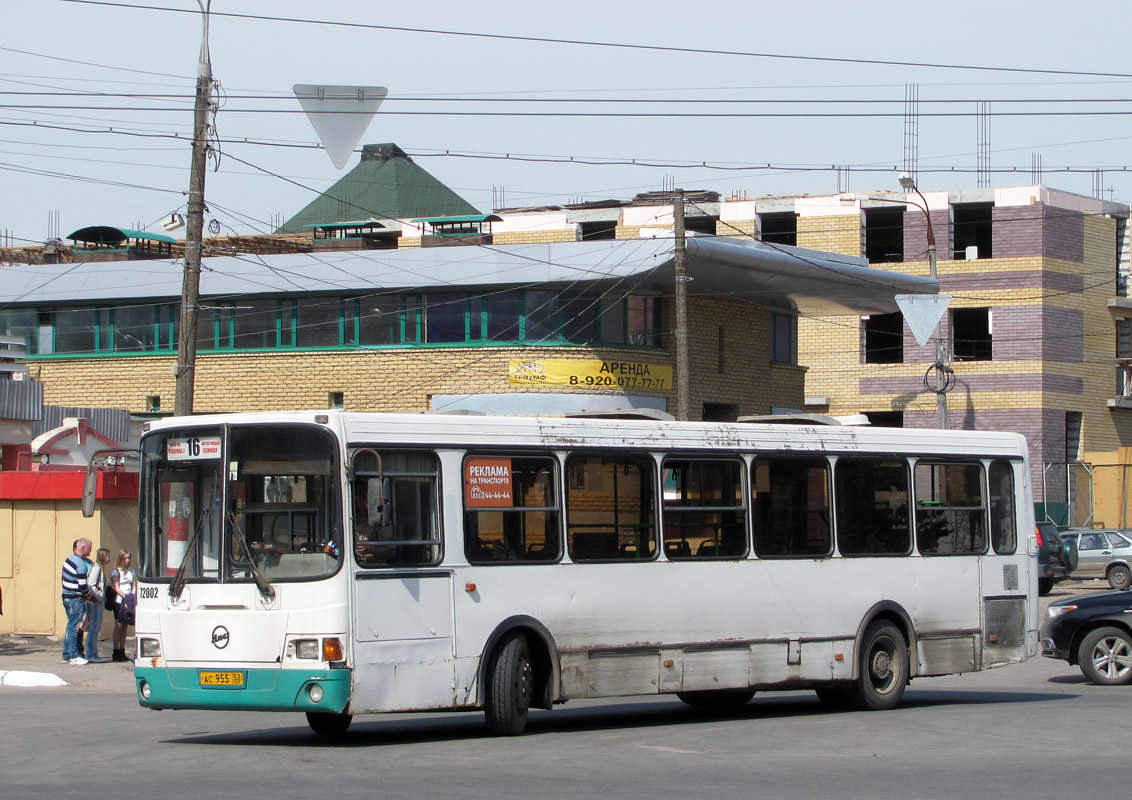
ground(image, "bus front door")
xmin=350 ymin=571 xmax=456 ymax=713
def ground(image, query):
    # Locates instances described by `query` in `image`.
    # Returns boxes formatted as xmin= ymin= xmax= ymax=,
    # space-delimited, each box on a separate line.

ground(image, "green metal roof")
xmin=67 ymin=226 xmax=177 ymax=244
xmin=277 ymin=143 xmax=479 ymax=234
xmin=302 ymin=219 xmax=387 ymax=230
xmin=411 ymin=214 xmax=503 ymax=224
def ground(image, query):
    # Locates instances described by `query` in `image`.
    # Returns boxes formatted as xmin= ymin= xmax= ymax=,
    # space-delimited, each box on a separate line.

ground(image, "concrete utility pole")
xmin=174 ymin=1 xmax=214 ymax=416
xmin=673 ymin=189 xmax=691 ymax=422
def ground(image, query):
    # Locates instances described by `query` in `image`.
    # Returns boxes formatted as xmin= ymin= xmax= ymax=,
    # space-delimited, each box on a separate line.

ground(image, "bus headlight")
xmin=139 ymin=681 xmax=152 ymax=700
xmin=293 ymin=639 xmax=319 ymax=659
xmin=138 ymin=638 xmax=162 ymax=658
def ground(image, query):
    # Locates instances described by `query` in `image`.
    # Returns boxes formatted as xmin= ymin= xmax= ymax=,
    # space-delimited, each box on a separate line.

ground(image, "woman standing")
xmin=110 ymin=549 xmax=136 ymax=662
xmin=84 ymin=548 xmax=111 ymax=662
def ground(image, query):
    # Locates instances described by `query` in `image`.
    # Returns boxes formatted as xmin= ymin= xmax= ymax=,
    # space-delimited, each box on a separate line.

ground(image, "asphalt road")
xmin=0 ymin=580 xmax=1123 ymax=800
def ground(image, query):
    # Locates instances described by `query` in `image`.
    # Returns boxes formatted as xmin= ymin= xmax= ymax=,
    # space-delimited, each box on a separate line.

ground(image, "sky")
xmin=3 ymin=0 xmax=1131 ymax=247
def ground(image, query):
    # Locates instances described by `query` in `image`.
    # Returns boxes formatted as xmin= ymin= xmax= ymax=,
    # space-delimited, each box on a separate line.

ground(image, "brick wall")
xmin=797 ymin=215 xmax=862 ymax=256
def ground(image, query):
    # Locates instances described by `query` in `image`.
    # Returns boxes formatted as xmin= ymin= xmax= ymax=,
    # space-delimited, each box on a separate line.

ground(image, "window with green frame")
xmin=55 ymin=307 xmax=105 ymax=355
xmin=0 ymin=308 xmax=40 ymax=354
xmin=112 ymin=303 xmax=177 ymax=352
xmin=12 ymin=288 xmax=665 ymax=356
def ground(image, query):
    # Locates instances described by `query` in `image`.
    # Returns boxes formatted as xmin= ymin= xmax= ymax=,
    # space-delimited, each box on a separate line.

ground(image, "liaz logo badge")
xmin=211 ymin=626 xmax=230 ymax=649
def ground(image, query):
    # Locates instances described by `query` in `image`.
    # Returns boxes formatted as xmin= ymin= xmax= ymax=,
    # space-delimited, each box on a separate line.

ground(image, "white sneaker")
xmin=69 ymin=657 xmax=88 ymax=665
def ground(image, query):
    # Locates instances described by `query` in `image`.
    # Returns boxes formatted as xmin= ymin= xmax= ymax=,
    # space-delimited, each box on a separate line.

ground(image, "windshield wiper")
xmin=169 ymin=508 xmax=211 ymax=602
xmin=227 ymin=512 xmax=276 ymax=603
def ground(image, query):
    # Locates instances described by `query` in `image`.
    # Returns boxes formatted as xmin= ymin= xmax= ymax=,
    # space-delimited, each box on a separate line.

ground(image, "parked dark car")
xmin=1057 ymin=528 xmax=1132 ymax=590
xmin=1036 ymin=521 xmax=1076 ymax=596
xmin=1040 ymin=587 xmax=1132 ymax=685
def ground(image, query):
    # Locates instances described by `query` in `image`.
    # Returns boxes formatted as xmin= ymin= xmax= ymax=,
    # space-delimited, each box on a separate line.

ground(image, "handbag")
xmin=104 ymin=569 xmax=118 ymax=610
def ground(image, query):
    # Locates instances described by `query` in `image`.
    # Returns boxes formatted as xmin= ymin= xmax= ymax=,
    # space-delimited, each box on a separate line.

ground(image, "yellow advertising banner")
xmin=508 ymin=359 xmax=672 ymax=391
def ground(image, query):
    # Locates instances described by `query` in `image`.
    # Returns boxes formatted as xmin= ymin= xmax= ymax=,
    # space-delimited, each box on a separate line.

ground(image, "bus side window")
xmin=661 ymin=458 xmax=747 ymax=560
xmin=914 ymin=462 xmax=987 ymax=555
xmin=988 ymin=460 xmax=1018 ymax=554
xmin=352 ymin=451 xmax=442 ymax=568
xmin=565 ymin=454 xmax=656 ymax=562
xmin=834 ymin=457 xmax=911 ymax=556
xmin=752 ymin=457 xmax=832 ymax=558
xmin=464 ymin=455 xmax=561 ymax=564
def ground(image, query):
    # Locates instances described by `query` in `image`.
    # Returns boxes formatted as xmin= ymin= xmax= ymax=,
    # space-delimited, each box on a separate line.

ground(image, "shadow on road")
xmin=162 ymin=685 xmax=1083 ymax=749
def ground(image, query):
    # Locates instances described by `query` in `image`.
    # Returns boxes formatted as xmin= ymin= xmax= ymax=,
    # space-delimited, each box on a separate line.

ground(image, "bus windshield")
xmin=139 ymin=424 xmax=342 ymax=584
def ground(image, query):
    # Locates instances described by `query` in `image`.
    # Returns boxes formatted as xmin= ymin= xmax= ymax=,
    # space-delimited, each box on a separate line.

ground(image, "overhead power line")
xmin=56 ymin=0 xmax=1132 ymax=80
xmin=10 ymin=105 xmax=1132 ymax=119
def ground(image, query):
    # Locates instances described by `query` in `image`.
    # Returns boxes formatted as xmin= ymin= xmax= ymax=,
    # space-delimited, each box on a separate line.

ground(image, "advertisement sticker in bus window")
xmin=465 ymin=457 xmax=513 ymax=508
xmin=167 ymin=437 xmax=222 ymax=460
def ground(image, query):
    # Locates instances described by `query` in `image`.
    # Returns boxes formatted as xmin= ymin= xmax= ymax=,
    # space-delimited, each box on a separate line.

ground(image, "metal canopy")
xmin=682 ymin=236 xmax=937 ymax=315
xmin=2 ymin=237 xmax=936 ymax=315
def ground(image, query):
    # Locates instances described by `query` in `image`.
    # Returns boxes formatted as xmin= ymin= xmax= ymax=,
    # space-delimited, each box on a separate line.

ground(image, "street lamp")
xmin=896 ymin=174 xmax=950 ymax=429
xmin=842 ymin=181 xmax=951 ymax=428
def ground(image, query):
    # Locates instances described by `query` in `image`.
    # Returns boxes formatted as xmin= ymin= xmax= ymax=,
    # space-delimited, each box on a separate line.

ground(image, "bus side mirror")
xmin=81 ymin=470 xmax=98 ymax=518
xmin=367 ymin=477 xmax=391 ymax=528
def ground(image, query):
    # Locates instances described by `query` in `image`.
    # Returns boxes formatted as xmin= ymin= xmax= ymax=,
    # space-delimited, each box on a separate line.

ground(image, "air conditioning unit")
xmin=965 ymin=245 xmax=979 ymax=261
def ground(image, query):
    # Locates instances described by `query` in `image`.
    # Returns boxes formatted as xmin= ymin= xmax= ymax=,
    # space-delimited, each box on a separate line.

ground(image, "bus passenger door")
xmin=351 ymin=571 xmax=455 ymax=712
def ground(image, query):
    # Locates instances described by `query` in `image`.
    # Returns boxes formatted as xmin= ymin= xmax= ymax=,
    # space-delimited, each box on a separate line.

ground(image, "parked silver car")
xmin=1058 ymin=529 xmax=1132 ymax=590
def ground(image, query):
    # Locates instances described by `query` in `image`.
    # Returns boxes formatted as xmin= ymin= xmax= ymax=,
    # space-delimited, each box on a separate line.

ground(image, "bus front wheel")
xmin=849 ymin=621 xmax=908 ymax=711
xmin=306 ymin=711 xmax=352 ymax=736
xmin=485 ymin=633 xmax=532 ymax=736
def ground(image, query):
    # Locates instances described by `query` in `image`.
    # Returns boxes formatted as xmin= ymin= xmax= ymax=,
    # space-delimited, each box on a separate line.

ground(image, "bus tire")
xmin=306 ymin=711 xmax=352 ymax=736
xmin=849 ymin=621 xmax=908 ymax=711
xmin=1077 ymin=626 xmax=1132 ymax=685
xmin=676 ymin=689 xmax=755 ymax=709
xmin=485 ymin=632 xmax=532 ymax=736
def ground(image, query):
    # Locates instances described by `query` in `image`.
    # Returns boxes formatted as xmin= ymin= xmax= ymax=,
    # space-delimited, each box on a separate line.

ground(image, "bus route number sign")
xmin=167 ymin=437 xmax=222 ymax=461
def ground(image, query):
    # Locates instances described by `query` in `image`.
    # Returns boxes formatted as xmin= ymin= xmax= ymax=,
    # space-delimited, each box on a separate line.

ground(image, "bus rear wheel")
xmin=485 ymin=633 xmax=532 ymax=736
xmin=676 ymin=689 xmax=755 ymax=710
xmin=849 ymin=621 xmax=908 ymax=711
xmin=306 ymin=711 xmax=352 ymax=736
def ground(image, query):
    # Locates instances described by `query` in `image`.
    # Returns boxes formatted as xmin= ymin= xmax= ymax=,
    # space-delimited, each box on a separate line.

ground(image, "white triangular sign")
xmin=895 ymin=294 xmax=952 ymax=347
xmin=294 ymin=84 xmax=388 ymax=169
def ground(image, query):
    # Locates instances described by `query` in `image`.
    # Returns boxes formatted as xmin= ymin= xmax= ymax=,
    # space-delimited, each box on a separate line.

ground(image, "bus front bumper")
xmin=135 ymin=666 xmax=352 ymax=713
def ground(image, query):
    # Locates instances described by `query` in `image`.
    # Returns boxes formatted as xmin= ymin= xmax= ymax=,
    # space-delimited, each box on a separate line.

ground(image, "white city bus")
xmin=119 ymin=410 xmax=1037 ymax=736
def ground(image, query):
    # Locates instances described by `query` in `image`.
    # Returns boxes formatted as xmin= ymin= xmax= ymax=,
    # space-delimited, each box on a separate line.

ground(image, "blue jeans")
xmin=62 ymin=596 xmax=86 ymax=660
xmin=85 ymin=601 xmax=104 ymax=660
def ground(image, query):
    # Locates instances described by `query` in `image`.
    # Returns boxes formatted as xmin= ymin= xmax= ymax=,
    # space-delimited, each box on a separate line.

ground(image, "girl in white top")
xmin=110 ymin=549 xmax=136 ymax=662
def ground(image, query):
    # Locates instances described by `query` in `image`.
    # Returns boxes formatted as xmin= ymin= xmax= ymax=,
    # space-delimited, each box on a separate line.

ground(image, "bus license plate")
xmin=199 ymin=670 xmax=246 ymax=688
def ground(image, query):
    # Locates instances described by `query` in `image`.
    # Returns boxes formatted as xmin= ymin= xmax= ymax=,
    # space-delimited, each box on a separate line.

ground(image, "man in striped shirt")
xmin=61 ymin=538 xmax=93 ymax=665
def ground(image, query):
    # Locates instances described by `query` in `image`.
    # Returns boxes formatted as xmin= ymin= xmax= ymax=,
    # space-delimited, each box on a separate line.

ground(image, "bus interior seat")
xmin=665 ymin=541 xmax=691 ymax=558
